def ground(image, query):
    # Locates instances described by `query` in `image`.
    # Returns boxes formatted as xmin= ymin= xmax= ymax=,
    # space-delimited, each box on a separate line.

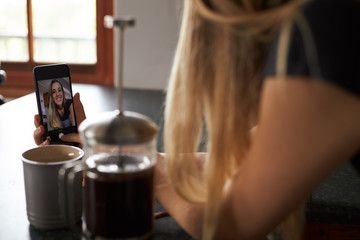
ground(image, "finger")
xmin=34 ymin=114 xmax=41 ymax=128
xmin=39 ymin=138 xmax=50 ymax=146
xmin=73 ymin=93 xmax=86 ymax=126
xmin=34 ymin=125 xmax=45 ymax=146
xmin=154 ymin=211 xmax=169 ymax=219
xmin=60 ymin=133 xmax=82 ymax=144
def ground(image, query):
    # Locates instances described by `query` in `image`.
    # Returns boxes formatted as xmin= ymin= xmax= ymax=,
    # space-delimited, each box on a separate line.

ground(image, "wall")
xmin=114 ymin=0 xmax=183 ymax=90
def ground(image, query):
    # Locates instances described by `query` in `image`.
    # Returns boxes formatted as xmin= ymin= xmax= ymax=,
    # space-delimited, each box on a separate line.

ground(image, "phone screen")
xmin=34 ymin=64 xmax=78 ymax=145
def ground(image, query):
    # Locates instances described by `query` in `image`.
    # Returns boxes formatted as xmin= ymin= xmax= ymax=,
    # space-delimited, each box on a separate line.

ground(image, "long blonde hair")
xmin=165 ymin=0 xmax=307 ymax=239
xmin=48 ymin=79 xmax=65 ymax=129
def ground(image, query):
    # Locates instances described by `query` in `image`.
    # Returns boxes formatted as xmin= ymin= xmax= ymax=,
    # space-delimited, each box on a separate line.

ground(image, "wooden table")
xmin=0 ymin=83 xmax=193 ymax=240
xmin=1 ymin=83 xmax=359 ymax=239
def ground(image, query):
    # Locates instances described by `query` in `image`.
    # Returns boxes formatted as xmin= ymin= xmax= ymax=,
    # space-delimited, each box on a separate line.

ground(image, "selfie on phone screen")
xmin=34 ymin=64 xmax=78 ymax=144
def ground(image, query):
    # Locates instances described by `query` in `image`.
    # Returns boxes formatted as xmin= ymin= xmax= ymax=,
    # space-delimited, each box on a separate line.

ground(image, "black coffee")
xmin=84 ymin=154 xmax=154 ymax=239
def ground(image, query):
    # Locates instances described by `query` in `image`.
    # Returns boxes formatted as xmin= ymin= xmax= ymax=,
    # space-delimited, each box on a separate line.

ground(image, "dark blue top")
xmin=264 ymin=0 xmax=360 ymax=172
xmin=56 ymin=99 xmax=73 ymax=128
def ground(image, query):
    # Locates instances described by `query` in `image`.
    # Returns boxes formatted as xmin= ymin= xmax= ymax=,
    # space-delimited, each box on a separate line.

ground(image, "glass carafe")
xmin=60 ymin=110 xmax=158 ymax=240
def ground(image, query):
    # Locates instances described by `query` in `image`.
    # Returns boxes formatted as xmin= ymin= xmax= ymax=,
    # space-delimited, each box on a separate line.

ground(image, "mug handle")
xmin=58 ymin=160 xmax=88 ymax=227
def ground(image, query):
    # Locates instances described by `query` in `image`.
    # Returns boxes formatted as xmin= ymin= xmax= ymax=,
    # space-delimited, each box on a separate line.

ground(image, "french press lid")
xmin=79 ymin=110 xmax=158 ymax=146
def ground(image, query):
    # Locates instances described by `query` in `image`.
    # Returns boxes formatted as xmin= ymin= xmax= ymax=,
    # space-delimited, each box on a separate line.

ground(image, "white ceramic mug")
xmin=22 ymin=145 xmax=84 ymax=229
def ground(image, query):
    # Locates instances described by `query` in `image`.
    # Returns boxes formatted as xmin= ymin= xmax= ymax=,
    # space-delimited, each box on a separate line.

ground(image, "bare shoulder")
xmin=259 ymin=77 xmax=360 ymax=164
xmin=261 ymin=77 xmax=360 ymax=130
xmin=216 ymin=77 xmax=360 ymax=239
xmin=254 ymin=77 xmax=360 ymax=193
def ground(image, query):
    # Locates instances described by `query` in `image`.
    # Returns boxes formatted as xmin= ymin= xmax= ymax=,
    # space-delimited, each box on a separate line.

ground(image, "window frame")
xmin=0 ymin=0 xmax=114 ymax=98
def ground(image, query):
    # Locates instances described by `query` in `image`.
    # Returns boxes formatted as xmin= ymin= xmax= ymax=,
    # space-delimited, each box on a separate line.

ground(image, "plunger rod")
xmin=104 ymin=16 xmax=135 ymax=112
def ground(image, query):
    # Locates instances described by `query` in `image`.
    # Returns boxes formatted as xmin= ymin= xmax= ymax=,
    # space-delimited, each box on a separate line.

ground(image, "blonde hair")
xmin=48 ymin=79 xmax=65 ymax=129
xmin=165 ymin=0 xmax=307 ymax=239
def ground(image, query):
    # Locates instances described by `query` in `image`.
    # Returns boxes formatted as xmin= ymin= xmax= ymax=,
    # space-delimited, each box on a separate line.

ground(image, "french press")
xmin=60 ymin=17 xmax=158 ymax=240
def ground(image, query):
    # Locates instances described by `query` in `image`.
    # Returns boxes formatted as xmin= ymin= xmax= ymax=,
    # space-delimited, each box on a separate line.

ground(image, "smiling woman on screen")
xmin=48 ymin=79 xmax=75 ymax=130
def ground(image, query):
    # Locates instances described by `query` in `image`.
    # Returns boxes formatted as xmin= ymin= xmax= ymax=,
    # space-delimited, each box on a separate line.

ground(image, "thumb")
xmin=73 ymin=92 xmax=86 ymax=126
xmin=60 ymin=133 xmax=82 ymax=144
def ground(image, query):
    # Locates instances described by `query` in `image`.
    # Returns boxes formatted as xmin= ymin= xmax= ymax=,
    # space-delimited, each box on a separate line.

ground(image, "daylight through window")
xmin=0 ymin=0 xmax=96 ymax=64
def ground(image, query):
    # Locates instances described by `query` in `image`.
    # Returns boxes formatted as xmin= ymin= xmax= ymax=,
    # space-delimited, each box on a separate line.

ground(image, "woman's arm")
xmin=214 ymin=78 xmax=360 ymax=239
xmin=155 ymin=152 xmax=207 ymax=239
xmin=155 ymin=125 xmax=259 ymax=238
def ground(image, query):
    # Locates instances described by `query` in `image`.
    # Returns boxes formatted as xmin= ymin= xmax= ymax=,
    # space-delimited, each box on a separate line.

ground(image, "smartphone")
xmin=33 ymin=64 xmax=78 ymax=145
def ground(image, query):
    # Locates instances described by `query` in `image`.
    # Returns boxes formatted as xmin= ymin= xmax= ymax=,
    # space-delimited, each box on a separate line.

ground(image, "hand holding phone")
xmin=34 ymin=93 xmax=85 ymax=145
xmin=33 ymin=64 xmax=78 ymax=145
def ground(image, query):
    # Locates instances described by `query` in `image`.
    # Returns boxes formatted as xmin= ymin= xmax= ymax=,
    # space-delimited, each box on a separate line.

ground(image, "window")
xmin=0 ymin=0 xmax=114 ymax=98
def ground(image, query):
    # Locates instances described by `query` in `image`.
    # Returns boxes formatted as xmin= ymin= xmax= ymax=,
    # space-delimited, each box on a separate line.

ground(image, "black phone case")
xmin=33 ymin=63 xmax=78 ymax=145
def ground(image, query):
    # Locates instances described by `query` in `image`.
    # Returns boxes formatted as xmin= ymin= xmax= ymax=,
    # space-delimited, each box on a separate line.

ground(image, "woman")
xmin=34 ymin=0 xmax=360 ymax=239
xmin=157 ymin=0 xmax=360 ymax=239
xmin=48 ymin=79 xmax=76 ymax=129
